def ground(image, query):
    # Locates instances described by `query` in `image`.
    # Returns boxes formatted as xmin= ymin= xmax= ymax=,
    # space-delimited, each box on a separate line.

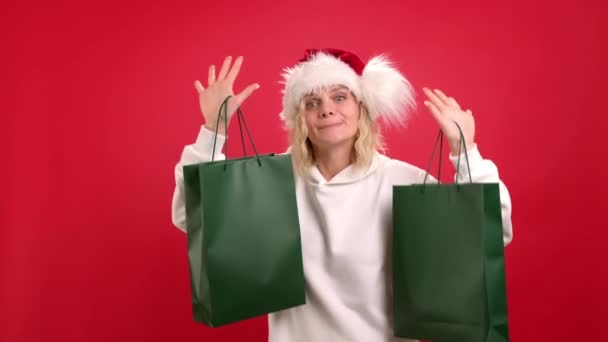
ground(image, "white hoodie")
xmin=171 ymin=126 xmax=513 ymax=342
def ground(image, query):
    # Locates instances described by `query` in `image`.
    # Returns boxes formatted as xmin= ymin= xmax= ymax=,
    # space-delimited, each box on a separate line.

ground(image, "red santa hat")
xmin=279 ymin=48 xmax=416 ymax=129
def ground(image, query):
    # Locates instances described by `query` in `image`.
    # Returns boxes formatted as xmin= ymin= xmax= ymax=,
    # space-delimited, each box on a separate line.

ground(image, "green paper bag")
xmin=183 ymin=98 xmax=306 ymax=327
xmin=392 ymin=126 xmax=509 ymax=342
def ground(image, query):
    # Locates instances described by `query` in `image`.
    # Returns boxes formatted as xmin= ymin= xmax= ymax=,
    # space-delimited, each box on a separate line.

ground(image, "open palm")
xmin=423 ymin=87 xmax=476 ymax=155
xmin=194 ymin=56 xmax=259 ymax=134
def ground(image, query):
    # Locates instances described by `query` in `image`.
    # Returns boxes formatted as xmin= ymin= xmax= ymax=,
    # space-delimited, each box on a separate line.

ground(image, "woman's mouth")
xmin=318 ymin=122 xmax=342 ymax=129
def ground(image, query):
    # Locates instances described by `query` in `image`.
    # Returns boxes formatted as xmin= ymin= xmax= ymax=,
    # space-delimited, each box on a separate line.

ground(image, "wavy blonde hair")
xmin=289 ymin=99 xmax=386 ymax=177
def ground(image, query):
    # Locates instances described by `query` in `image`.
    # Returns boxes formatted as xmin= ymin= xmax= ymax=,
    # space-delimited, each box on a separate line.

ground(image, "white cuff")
xmin=193 ymin=125 xmax=226 ymax=157
xmin=449 ymin=143 xmax=483 ymax=178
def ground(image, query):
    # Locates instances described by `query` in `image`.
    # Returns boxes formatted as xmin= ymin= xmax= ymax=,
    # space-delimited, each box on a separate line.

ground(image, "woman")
xmin=171 ymin=48 xmax=513 ymax=342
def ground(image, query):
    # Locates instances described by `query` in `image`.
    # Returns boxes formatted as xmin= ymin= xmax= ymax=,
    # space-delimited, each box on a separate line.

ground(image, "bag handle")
xmin=422 ymin=129 xmax=444 ymax=185
xmin=453 ymin=121 xmax=473 ymax=184
xmin=422 ymin=121 xmax=472 ymax=185
xmin=210 ymin=96 xmax=262 ymax=168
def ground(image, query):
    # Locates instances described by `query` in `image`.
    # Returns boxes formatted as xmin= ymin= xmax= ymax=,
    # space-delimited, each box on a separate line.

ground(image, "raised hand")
xmin=194 ymin=56 xmax=260 ymax=135
xmin=423 ymin=87 xmax=476 ymax=155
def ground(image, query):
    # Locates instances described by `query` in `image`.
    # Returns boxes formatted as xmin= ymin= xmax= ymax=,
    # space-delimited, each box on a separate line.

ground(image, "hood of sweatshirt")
xmin=303 ymin=151 xmax=389 ymax=185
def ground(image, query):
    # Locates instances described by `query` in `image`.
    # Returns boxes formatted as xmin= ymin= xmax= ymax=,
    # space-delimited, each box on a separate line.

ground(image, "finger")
xmin=433 ymin=89 xmax=453 ymax=108
xmin=208 ymin=64 xmax=216 ymax=85
xmin=423 ymin=87 xmax=447 ymax=111
xmin=466 ymin=109 xmax=473 ymax=115
xmin=424 ymin=100 xmax=446 ymax=126
xmin=217 ymin=56 xmax=232 ymax=81
xmin=234 ymin=83 xmax=260 ymax=105
xmin=194 ymin=80 xmax=204 ymax=93
xmin=448 ymin=97 xmax=462 ymax=110
xmin=226 ymin=56 xmax=243 ymax=83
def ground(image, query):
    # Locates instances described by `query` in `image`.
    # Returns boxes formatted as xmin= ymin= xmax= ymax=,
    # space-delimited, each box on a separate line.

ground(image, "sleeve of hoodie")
xmin=171 ymin=126 xmax=227 ymax=233
xmin=449 ymin=144 xmax=513 ymax=246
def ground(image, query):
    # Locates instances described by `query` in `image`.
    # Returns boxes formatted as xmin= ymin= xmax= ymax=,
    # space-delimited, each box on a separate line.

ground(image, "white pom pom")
xmin=360 ymin=55 xmax=416 ymax=126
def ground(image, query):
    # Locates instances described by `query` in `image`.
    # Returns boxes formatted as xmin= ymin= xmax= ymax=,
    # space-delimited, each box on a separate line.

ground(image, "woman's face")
xmin=302 ymin=85 xmax=360 ymax=149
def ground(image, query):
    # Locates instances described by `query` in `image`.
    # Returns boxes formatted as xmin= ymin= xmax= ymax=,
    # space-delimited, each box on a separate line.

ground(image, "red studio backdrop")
xmin=2 ymin=0 xmax=606 ymax=341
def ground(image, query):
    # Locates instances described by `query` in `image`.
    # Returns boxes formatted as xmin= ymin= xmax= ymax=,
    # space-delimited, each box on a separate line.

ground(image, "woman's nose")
xmin=319 ymin=103 xmax=335 ymax=118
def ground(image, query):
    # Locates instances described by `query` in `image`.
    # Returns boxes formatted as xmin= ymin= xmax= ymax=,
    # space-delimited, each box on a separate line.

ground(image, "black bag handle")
xmin=210 ymin=96 xmax=262 ymax=169
xmin=422 ymin=121 xmax=472 ymax=185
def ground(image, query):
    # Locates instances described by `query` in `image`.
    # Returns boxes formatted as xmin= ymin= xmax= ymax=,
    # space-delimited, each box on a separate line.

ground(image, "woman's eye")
xmin=305 ymin=101 xmax=318 ymax=110
xmin=335 ymin=95 xmax=346 ymax=102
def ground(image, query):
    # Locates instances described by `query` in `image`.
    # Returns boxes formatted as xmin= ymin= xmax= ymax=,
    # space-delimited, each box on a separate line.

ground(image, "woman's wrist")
xmin=205 ymin=119 xmax=228 ymax=135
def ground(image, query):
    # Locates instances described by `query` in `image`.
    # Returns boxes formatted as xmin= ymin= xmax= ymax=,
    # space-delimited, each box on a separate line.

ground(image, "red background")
xmin=2 ymin=0 xmax=606 ymax=341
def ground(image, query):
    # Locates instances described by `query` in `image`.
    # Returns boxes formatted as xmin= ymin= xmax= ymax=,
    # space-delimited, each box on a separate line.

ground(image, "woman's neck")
xmin=313 ymin=140 xmax=355 ymax=181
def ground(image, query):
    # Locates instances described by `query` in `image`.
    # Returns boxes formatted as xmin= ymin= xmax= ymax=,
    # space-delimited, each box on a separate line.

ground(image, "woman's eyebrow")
xmin=328 ymin=86 xmax=349 ymax=93
xmin=304 ymin=86 xmax=348 ymax=100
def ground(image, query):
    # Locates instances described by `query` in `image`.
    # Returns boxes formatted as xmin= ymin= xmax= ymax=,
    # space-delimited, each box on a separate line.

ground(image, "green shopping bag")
xmin=182 ymin=97 xmax=306 ymax=327
xmin=392 ymin=124 xmax=509 ymax=342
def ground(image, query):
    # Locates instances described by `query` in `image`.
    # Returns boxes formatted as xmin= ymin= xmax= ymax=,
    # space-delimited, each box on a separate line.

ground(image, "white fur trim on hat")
xmin=279 ymin=52 xmax=416 ymax=129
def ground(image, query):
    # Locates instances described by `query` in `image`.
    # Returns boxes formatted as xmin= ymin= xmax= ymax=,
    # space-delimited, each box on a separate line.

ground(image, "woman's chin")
xmin=314 ymin=133 xmax=355 ymax=148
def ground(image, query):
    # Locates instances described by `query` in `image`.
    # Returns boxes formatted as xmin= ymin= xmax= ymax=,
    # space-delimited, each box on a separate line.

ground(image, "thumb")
xmin=234 ymin=83 xmax=260 ymax=106
xmin=194 ymin=80 xmax=204 ymax=94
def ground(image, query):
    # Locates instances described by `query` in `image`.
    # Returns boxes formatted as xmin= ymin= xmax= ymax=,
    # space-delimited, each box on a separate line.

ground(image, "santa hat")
xmin=279 ymin=48 xmax=416 ymax=129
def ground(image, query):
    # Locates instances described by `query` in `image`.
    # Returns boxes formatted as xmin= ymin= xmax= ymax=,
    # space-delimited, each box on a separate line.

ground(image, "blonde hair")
xmin=289 ymin=100 xmax=386 ymax=177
